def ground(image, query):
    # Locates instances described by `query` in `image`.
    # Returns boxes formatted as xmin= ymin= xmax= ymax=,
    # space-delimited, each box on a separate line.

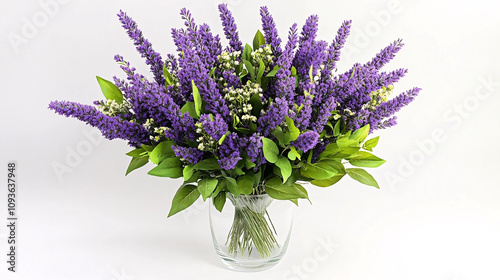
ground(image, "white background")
xmin=1 ymin=0 xmax=500 ymax=279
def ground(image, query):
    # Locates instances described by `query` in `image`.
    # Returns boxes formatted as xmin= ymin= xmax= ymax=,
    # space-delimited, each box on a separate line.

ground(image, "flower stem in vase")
xmin=226 ymin=195 xmax=279 ymax=258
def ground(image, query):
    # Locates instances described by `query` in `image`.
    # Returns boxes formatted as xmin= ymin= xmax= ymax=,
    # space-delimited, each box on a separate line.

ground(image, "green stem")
xmin=226 ymin=201 xmax=279 ymax=258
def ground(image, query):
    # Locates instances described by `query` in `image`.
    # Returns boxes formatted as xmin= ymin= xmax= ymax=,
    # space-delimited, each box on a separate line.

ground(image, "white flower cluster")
xmin=217 ymin=50 xmax=241 ymax=71
xmin=142 ymin=118 xmax=168 ymax=142
xmin=311 ymin=64 xmax=326 ymax=85
xmin=97 ymin=99 xmax=132 ymax=117
xmin=224 ymin=81 xmax=263 ymax=123
xmin=194 ymin=122 xmax=217 ymax=152
xmin=251 ymin=45 xmax=274 ymax=70
xmin=363 ymin=85 xmax=394 ymax=111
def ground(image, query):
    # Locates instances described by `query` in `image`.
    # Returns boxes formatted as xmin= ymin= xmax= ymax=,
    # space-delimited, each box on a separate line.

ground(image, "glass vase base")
xmin=218 ymin=254 xmax=284 ymax=272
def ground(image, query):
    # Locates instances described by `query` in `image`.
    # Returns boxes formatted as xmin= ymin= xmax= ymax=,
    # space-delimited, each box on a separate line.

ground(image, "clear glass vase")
xmin=209 ymin=193 xmax=294 ymax=271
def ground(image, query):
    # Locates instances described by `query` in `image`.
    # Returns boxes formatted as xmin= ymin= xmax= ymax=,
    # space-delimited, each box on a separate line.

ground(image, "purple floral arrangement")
xmin=49 ymin=4 xmax=419 ymax=225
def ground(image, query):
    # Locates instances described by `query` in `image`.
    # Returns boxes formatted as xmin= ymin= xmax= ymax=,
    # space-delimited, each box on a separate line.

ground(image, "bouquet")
xmin=49 ymin=4 xmax=420 ymax=259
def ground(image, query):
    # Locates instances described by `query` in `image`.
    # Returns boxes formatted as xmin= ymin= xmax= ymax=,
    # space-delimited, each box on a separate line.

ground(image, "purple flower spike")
xmin=218 ymin=133 xmax=242 ymax=170
xmin=117 ymin=11 xmax=165 ymax=85
xmin=246 ymin=133 xmax=266 ymax=166
xmin=200 ymin=114 xmax=228 ymax=141
xmin=291 ymin=131 xmax=320 ymax=152
xmin=365 ymin=39 xmax=404 ymax=70
xmin=173 ymin=145 xmax=204 ymax=165
xmin=218 ymin=4 xmax=243 ymax=53
xmin=260 ymin=6 xmax=282 ymax=56
xmin=324 ymin=20 xmax=352 ymax=73
xmin=48 ymin=101 xmax=149 ymax=147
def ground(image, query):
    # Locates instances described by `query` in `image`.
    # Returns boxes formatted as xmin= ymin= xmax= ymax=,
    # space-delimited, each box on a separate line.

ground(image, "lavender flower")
xmin=173 ymin=145 xmax=204 ymax=164
xmin=366 ymin=87 xmax=421 ymax=130
xmin=117 ymin=11 xmax=165 ymax=85
xmin=49 ymin=7 xmax=421 ymax=193
xmin=291 ymin=131 xmax=320 ymax=153
xmin=365 ymin=39 xmax=404 ymax=70
xmin=218 ymin=133 xmax=241 ymax=170
xmin=257 ymin=97 xmax=289 ymax=137
xmin=246 ymin=133 xmax=266 ymax=166
xmin=323 ymin=20 xmax=351 ymax=73
xmin=218 ymin=4 xmax=243 ymax=53
xmin=48 ymin=101 xmax=149 ymax=147
xmin=260 ymin=6 xmax=282 ymax=56
xmin=199 ymin=114 xmax=228 ymax=141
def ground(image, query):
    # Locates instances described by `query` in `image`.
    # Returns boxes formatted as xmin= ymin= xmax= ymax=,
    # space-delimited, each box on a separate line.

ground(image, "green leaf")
xmin=224 ymin=177 xmax=241 ymax=196
xmin=311 ymin=174 xmax=346 ymax=187
xmin=181 ymin=102 xmax=199 ymax=119
xmin=266 ymin=65 xmax=280 ymax=77
xmin=192 ymin=80 xmax=202 ymax=117
xmin=209 ymin=67 xmax=216 ymax=78
xmin=284 ymin=169 xmax=300 ymax=186
xmin=193 ymin=158 xmax=221 ymax=170
xmin=141 ymin=144 xmax=154 ymax=152
xmin=213 ymin=180 xmax=226 ymax=197
xmin=319 ymin=143 xmax=360 ymax=160
xmin=308 ymin=65 xmax=314 ymax=84
xmin=349 ymin=151 xmax=386 ymax=168
xmin=288 ymin=146 xmax=301 ymax=160
xmin=213 ymin=192 xmax=226 ymax=212
xmin=333 ymin=120 xmax=341 ymax=137
xmin=349 ymin=67 xmax=356 ymax=79
xmin=198 ymin=178 xmax=218 ymax=201
xmin=275 ymin=156 xmax=292 ymax=182
xmin=253 ymin=30 xmax=266 ymax=51
xmin=126 ymin=147 xmax=145 ymax=158
xmin=163 ymin=64 xmax=174 ymax=86
xmin=301 ymin=161 xmax=338 ymax=180
xmin=183 ymin=164 xmax=194 ymax=181
xmin=242 ymin=43 xmax=252 ymax=61
xmin=149 ymin=141 xmax=175 ymax=165
xmin=147 ymin=157 xmax=183 ymax=178
xmin=337 ymin=132 xmax=359 ymax=149
xmin=243 ymin=156 xmax=256 ymax=169
xmin=262 ymin=137 xmax=279 ymax=163
xmin=243 ymin=59 xmax=255 ymax=82
xmin=249 ymin=94 xmax=263 ymax=118
xmin=254 ymin=169 xmax=262 ymax=186
xmin=228 ymin=166 xmax=245 ymax=177
xmin=291 ymin=66 xmax=297 ymax=76
xmin=346 ymin=168 xmax=379 ymax=188
xmin=168 ymin=184 xmax=200 ymax=217
xmin=257 ymin=59 xmax=265 ymax=84
xmin=218 ymin=131 xmax=231 ymax=145
xmin=350 ymin=124 xmax=370 ymax=143
xmin=125 ymin=156 xmax=148 ymax=175
xmin=96 ymin=76 xmax=123 ymax=103
xmin=239 ymin=68 xmax=248 ymax=79
xmin=237 ymin=173 xmax=255 ymax=195
xmin=265 ymin=177 xmax=309 ymax=200
xmin=363 ymin=136 xmax=380 ymax=152
xmin=285 ymin=117 xmax=300 ymax=142
xmin=272 ymin=127 xmax=286 ymax=147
